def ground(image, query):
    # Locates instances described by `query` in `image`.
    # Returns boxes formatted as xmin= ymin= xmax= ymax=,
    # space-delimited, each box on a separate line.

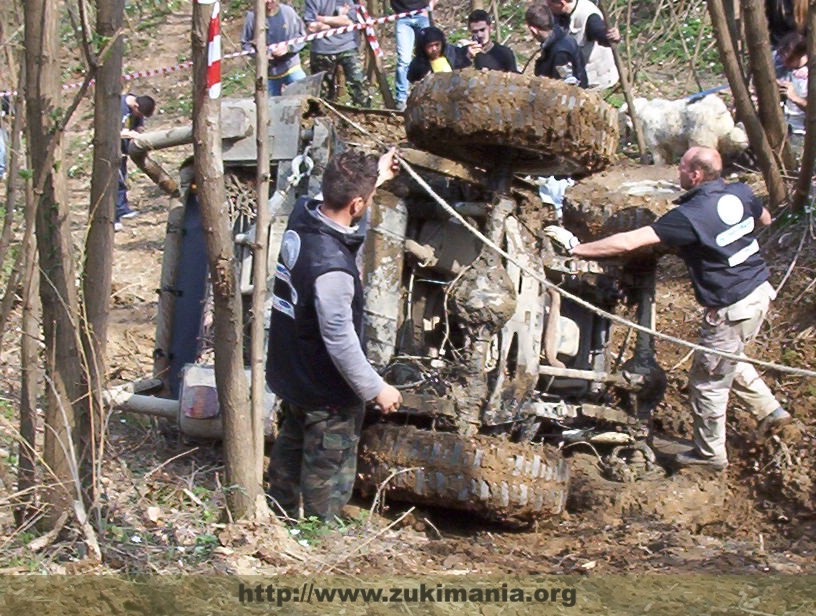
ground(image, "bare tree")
xmin=741 ymin=0 xmax=795 ymax=173
xmin=791 ymin=2 xmax=816 ymax=212
xmin=251 ymin=0 xmax=271 ymax=497
xmin=17 ymin=114 xmax=41 ymax=527
xmin=77 ymin=0 xmax=125 ymax=499
xmin=192 ymin=0 xmax=260 ymax=519
xmin=707 ymin=0 xmax=788 ymax=207
xmin=24 ymin=0 xmax=85 ymax=527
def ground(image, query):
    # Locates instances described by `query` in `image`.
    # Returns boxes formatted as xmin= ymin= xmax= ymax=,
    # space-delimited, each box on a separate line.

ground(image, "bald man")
xmin=545 ymin=147 xmax=791 ymax=470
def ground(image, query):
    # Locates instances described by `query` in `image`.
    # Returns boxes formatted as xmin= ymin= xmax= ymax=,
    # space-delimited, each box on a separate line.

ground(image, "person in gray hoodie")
xmin=241 ymin=0 xmax=307 ymax=96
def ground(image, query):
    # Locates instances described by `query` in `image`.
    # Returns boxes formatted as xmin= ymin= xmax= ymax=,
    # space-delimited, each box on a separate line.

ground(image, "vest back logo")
xmin=716 ymin=193 xmax=745 ymax=226
xmin=272 ymin=230 xmax=301 ymax=320
xmin=280 ymin=230 xmax=301 ymax=269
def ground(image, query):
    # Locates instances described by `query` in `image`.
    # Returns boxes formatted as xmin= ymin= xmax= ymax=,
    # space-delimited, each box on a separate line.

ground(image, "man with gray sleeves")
xmin=265 ymin=149 xmax=402 ymax=521
xmin=303 ymin=0 xmax=369 ymax=106
xmin=241 ymin=1 xmax=306 ymax=96
xmin=544 ymin=146 xmax=791 ymax=471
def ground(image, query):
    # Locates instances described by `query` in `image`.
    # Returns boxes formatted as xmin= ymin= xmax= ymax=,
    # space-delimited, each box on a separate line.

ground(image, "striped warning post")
xmin=205 ymin=1 xmax=222 ymax=98
xmin=356 ymin=3 xmax=383 ymax=58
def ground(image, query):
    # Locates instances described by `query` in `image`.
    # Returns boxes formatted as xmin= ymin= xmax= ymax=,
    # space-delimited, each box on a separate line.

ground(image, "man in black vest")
xmin=266 ymin=149 xmax=402 ymax=520
xmin=544 ymin=146 xmax=791 ymax=470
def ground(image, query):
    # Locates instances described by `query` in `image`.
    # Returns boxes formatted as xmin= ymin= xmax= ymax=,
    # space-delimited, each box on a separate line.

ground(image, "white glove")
xmin=544 ymin=225 xmax=579 ymax=253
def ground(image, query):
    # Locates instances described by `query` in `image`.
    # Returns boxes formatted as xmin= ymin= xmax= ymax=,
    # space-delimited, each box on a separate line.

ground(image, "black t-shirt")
xmin=390 ymin=0 xmax=429 ymax=12
xmin=474 ymin=43 xmax=518 ymax=72
xmin=650 ymin=180 xmax=768 ymax=307
xmin=650 ymin=208 xmax=697 ymax=246
xmin=651 ymin=194 xmax=764 ymax=247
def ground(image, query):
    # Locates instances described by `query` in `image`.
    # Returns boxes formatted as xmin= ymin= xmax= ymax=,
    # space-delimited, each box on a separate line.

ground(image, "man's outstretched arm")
xmin=571 ymin=226 xmax=662 ymax=258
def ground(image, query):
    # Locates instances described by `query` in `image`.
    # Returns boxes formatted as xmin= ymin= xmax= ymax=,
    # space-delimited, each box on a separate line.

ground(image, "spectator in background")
xmin=117 ymin=93 xmax=155 ymax=230
xmin=391 ymin=1 xmax=436 ymax=111
xmin=526 ymin=3 xmax=588 ymax=88
xmin=304 ymin=0 xmax=369 ymax=106
xmin=0 ymin=95 xmax=9 ymax=181
xmin=547 ymin=0 xmax=619 ymax=90
xmin=464 ymin=9 xmax=518 ymax=72
xmin=407 ymin=26 xmax=471 ymax=83
xmin=241 ymin=0 xmax=306 ymax=96
xmin=0 ymin=127 xmax=6 ymax=181
xmin=777 ymin=31 xmax=809 ymax=161
xmin=767 ymin=0 xmax=807 ymax=48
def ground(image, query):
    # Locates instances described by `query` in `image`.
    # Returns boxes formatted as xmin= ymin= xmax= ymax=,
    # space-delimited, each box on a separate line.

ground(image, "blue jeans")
xmin=395 ymin=13 xmax=429 ymax=105
xmin=0 ymin=127 xmax=7 ymax=179
xmin=116 ymin=156 xmax=130 ymax=220
xmin=268 ymin=66 xmax=306 ymax=96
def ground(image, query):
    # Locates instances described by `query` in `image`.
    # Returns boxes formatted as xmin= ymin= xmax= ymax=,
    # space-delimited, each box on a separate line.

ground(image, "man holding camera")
xmin=463 ymin=9 xmax=517 ymax=73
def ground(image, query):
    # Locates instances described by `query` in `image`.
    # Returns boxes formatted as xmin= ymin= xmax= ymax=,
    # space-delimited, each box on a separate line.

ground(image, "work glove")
xmin=543 ymin=225 xmax=579 ymax=254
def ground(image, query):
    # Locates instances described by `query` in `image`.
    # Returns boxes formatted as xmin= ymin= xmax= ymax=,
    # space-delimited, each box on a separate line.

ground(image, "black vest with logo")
xmin=673 ymin=179 xmax=769 ymax=308
xmin=266 ymin=198 xmax=365 ymax=408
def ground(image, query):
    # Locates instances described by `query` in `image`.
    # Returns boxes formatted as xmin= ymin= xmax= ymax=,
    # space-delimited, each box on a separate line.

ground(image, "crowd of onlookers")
xmin=239 ymin=1 xmax=622 ymax=109
xmin=235 ymin=0 xmax=814 ymax=166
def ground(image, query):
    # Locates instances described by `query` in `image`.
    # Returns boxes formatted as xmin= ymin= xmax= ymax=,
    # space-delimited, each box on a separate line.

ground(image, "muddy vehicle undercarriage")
xmin=117 ymin=70 xmax=673 ymax=525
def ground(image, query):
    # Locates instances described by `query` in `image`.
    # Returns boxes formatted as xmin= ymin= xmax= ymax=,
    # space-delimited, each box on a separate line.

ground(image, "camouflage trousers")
xmin=267 ymin=401 xmax=364 ymax=521
xmin=310 ymin=50 xmax=369 ymax=107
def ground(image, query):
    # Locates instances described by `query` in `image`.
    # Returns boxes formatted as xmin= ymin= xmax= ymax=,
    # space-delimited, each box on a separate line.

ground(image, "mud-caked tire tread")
xmin=405 ymin=70 xmax=618 ymax=176
xmin=357 ymin=424 xmax=569 ymax=525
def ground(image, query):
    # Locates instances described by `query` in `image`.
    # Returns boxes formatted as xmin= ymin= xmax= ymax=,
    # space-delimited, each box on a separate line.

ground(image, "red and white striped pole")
xmin=357 ymin=3 xmax=383 ymax=59
xmin=198 ymin=0 xmax=222 ymax=99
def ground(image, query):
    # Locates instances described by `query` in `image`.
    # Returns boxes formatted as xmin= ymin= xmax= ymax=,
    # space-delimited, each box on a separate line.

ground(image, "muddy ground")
xmin=0 ymin=5 xmax=815 ymax=579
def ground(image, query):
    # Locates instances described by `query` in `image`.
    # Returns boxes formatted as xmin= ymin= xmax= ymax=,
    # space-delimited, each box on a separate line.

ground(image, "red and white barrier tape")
xmin=0 ymin=7 xmax=425 ymax=98
xmin=357 ymin=3 xmax=383 ymax=58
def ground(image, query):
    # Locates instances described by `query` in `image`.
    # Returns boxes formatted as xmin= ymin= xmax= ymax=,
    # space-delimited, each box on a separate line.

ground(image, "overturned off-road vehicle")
xmin=122 ymin=70 xmax=667 ymax=526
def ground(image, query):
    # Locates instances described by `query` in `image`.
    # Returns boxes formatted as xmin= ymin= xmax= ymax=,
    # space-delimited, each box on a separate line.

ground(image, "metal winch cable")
xmin=319 ymin=100 xmax=816 ymax=379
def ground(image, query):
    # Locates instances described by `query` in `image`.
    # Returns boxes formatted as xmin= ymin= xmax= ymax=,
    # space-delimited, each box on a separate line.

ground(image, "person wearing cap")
xmin=407 ymin=26 xmax=471 ymax=83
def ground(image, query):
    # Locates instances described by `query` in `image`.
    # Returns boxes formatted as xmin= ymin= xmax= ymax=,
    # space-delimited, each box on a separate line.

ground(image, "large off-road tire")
xmin=404 ymin=69 xmax=618 ymax=176
xmin=357 ymin=424 xmax=569 ymax=526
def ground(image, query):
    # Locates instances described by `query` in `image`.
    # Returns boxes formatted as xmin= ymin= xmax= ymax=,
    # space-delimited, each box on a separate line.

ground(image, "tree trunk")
xmin=192 ymin=0 xmax=259 ymax=520
xmin=78 ymin=0 xmax=125 ymax=499
xmin=16 ymin=135 xmax=41 ymax=527
xmin=707 ymin=0 xmax=788 ymax=207
xmin=251 ymin=0 xmax=271 ymax=497
xmin=742 ymin=0 xmax=795 ymax=173
xmin=25 ymin=0 xmax=85 ymax=528
xmin=597 ymin=0 xmax=649 ymax=163
xmin=791 ymin=2 xmax=816 ymax=212
xmin=470 ymin=1 xmax=485 ymax=11
xmin=723 ymin=0 xmax=748 ymax=81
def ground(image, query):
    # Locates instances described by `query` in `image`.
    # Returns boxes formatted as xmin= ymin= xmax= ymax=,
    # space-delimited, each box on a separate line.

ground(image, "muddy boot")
xmin=757 ymin=408 xmax=792 ymax=438
xmin=673 ymin=449 xmax=728 ymax=472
